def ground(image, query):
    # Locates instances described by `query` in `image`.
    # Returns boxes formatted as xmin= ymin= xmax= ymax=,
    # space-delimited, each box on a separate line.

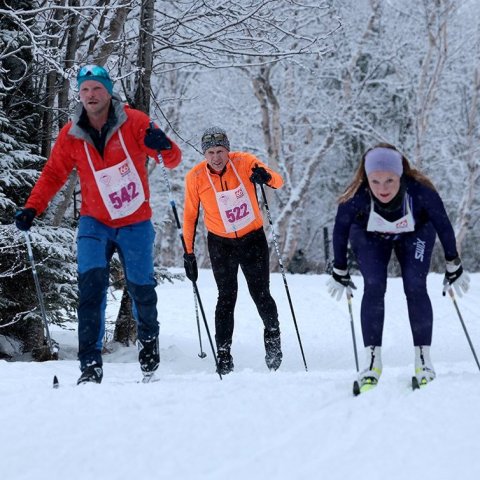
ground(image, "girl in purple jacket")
xmin=327 ymin=144 xmax=469 ymax=391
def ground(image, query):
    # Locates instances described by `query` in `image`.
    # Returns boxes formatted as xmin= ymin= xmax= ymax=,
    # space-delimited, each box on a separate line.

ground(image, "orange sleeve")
xmin=242 ymin=153 xmax=284 ymax=189
xmin=182 ymin=168 xmax=200 ymax=254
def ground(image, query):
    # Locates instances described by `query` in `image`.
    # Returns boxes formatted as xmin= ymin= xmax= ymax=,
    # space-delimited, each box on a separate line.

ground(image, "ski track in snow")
xmin=1 ymin=271 xmax=480 ymax=480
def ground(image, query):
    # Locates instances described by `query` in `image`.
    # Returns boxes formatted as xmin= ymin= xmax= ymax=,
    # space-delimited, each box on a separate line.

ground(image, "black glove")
xmin=15 ymin=208 xmax=36 ymax=231
xmin=250 ymin=166 xmax=272 ymax=185
xmin=184 ymin=253 xmax=198 ymax=282
xmin=144 ymin=126 xmax=171 ymax=151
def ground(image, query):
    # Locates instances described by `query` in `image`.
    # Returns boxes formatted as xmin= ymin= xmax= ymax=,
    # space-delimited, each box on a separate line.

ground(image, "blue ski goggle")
xmin=77 ymin=65 xmax=110 ymax=81
xmin=77 ymin=64 xmax=113 ymax=93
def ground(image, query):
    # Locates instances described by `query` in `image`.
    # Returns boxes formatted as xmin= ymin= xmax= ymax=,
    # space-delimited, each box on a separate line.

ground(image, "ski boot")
xmin=353 ymin=346 xmax=382 ymax=395
xmin=138 ymin=336 xmax=160 ymax=382
xmin=264 ymin=328 xmax=282 ymax=371
xmin=77 ymin=363 xmax=103 ymax=385
xmin=412 ymin=345 xmax=435 ymax=389
xmin=216 ymin=348 xmax=234 ymax=375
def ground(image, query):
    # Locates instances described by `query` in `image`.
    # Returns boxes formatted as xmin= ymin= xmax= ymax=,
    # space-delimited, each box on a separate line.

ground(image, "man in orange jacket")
xmin=183 ymin=126 xmax=283 ymax=374
xmin=15 ymin=65 xmax=182 ymax=384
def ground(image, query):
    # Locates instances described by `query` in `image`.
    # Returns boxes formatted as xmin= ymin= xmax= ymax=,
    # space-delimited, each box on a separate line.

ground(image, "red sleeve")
xmin=129 ymin=108 xmax=182 ymax=169
xmin=158 ymin=140 xmax=182 ymax=169
xmin=25 ymin=125 xmax=76 ymax=215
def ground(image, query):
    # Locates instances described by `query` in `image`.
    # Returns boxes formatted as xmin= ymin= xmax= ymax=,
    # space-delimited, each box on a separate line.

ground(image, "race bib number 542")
xmin=108 ymin=182 xmax=139 ymax=209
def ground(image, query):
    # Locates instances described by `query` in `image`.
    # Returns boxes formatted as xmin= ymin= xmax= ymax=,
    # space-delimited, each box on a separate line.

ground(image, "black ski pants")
xmin=207 ymin=228 xmax=279 ymax=351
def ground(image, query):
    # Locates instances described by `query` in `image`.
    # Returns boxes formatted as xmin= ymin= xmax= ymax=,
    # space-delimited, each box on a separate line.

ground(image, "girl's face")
xmin=367 ymin=171 xmax=401 ymax=203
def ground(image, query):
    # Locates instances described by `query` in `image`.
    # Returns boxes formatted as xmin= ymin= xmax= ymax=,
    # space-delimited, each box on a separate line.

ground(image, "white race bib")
xmin=366 ymin=195 xmax=415 ymax=234
xmin=206 ymin=160 xmax=256 ymax=233
xmin=84 ymin=129 xmax=145 ymax=220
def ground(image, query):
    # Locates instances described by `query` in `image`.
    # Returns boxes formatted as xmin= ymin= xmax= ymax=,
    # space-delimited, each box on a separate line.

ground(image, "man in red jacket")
xmin=15 ymin=65 xmax=182 ymax=384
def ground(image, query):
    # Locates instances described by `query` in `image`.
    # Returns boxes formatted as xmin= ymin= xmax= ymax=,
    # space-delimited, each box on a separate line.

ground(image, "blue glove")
xmin=144 ymin=126 xmax=171 ymax=151
xmin=15 ymin=208 xmax=36 ymax=231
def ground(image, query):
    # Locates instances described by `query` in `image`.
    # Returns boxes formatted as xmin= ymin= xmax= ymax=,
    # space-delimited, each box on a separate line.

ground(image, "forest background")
xmin=1 ymin=0 xmax=479 ymax=358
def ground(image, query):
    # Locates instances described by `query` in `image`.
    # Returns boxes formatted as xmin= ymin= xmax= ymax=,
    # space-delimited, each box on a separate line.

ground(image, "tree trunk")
xmin=113 ymin=287 xmax=137 ymax=346
xmin=40 ymin=6 xmax=63 ymax=158
xmin=52 ymin=2 xmax=80 ymax=227
xmin=93 ymin=0 xmax=133 ymax=65
xmin=414 ymin=0 xmax=453 ymax=167
xmin=57 ymin=0 xmax=79 ymax=128
xmin=454 ymin=65 xmax=480 ymax=254
xmin=134 ymin=0 xmax=154 ymax=113
xmin=114 ymin=0 xmax=155 ymax=343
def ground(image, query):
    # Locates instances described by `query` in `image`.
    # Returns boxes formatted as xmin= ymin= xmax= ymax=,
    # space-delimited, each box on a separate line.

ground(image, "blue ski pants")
xmin=76 ymin=216 xmax=158 ymax=369
xmin=349 ymin=221 xmax=436 ymax=347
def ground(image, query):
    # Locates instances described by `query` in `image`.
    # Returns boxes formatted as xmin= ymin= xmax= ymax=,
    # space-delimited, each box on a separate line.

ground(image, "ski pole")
xmin=259 ymin=183 xmax=308 ymax=371
xmin=193 ymin=285 xmax=207 ymax=358
xmin=153 ymin=138 xmax=221 ymax=379
xmin=23 ymin=231 xmax=58 ymax=358
xmin=346 ymin=291 xmax=359 ymax=372
xmin=447 ymin=288 xmax=480 ymax=372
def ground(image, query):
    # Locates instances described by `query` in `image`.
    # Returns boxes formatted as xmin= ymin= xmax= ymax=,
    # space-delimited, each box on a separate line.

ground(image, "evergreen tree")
xmin=0 ymin=0 xmax=77 ymax=360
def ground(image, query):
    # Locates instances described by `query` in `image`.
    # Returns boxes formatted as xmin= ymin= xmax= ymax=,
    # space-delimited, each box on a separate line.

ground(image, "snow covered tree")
xmin=0 ymin=0 xmax=77 ymax=359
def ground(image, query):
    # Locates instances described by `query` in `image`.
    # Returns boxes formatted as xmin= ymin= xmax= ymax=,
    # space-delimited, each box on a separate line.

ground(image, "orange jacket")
xmin=26 ymin=101 xmax=181 ymax=228
xmin=183 ymin=151 xmax=283 ymax=253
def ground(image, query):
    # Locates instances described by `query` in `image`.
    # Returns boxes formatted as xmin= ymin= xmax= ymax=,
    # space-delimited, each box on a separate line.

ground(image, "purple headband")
xmin=364 ymin=147 xmax=403 ymax=176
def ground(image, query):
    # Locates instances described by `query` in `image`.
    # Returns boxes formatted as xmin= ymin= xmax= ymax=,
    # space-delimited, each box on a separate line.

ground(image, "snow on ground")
xmin=1 ymin=270 xmax=480 ymax=480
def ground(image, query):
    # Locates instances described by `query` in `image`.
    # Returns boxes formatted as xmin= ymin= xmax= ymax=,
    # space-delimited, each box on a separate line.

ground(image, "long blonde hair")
xmin=338 ymin=143 xmax=435 ymax=203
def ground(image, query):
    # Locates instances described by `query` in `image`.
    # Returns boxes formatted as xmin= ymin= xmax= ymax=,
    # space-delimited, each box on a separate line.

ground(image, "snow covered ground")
xmin=1 ymin=270 xmax=480 ymax=480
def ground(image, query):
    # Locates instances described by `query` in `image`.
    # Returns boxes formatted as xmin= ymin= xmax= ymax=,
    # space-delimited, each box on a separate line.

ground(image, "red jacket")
xmin=26 ymin=101 xmax=181 ymax=228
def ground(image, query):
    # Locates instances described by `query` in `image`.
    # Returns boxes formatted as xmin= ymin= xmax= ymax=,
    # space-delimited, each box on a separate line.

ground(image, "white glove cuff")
xmin=333 ymin=267 xmax=348 ymax=276
xmin=446 ymin=260 xmax=461 ymax=273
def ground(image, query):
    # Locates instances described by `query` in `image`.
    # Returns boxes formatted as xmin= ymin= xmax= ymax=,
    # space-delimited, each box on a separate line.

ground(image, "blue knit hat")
xmin=77 ymin=64 xmax=113 ymax=95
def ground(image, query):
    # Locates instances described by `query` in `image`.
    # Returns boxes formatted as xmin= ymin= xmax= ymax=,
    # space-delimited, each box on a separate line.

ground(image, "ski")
xmin=411 ymin=376 xmax=430 ymax=390
xmin=53 ymin=373 xmax=160 ymax=387
xmin=354 ymin=376 xmax=432 ymax=395
xmin=140 ymin=372 xmax=159 ymax=384
xmin=353 ymin=377 xmax=378 ymax=396
xmin=353 ymin=380 xmax=360 ymax=396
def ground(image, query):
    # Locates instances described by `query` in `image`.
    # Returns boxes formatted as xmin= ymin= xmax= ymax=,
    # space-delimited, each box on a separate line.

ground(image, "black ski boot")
xmin=138 ymin=337 xmax=160 ymax=374
xmin=264 ymin=328 xmax=282 ymax=371
xmin=216 ymin=348 xmax=234 ymax=375
xmin=77 ymin=363 xmax=103 ymax=385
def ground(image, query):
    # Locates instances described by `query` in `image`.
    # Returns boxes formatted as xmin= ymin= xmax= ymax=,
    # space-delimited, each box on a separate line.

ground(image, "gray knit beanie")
xmin=365 ymin=147 xmax=403 ymax=176
xmin=201 ymin=126 xmax=230 ymax=153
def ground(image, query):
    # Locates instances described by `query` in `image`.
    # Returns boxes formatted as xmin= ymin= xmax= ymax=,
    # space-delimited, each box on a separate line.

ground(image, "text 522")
xmin=225 ymin=203 xmax=250 ymax=223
